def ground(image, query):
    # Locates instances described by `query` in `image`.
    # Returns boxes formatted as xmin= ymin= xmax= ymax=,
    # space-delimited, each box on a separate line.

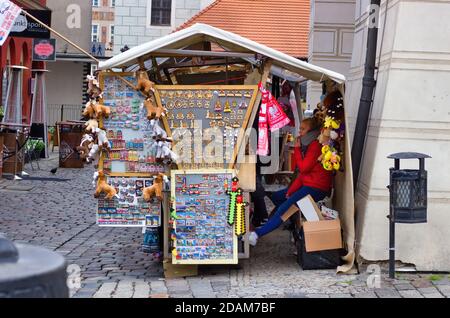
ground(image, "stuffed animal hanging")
xmin=87 ymin=75 xmax=103 ymax=101
xmin=143 ymin=173 xmax=168 ymax=202
xmin=94 ymin=128 xmax=111 ymax=150
xmin=76 ymin=134 xmax=94 ymax=161
xmin=86 ymin=144 xmax=99 ymax=164
xmin=82 ymin=101 xmax=96 ymax=119
xmin=85 ymin=119 xmax=99 ymax=133
xmin=144 ymin=98 xmax=165 ymax=120
xmin=94 ymin=170 xmax=117 ymax=200
xmin=91 ymin=101 xmax=111 ymax=119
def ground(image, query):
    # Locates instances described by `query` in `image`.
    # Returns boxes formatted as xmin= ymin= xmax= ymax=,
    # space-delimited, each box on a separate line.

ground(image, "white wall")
xmin=114 ymin=0 xmax=206 ymax=54
xmin=346 ymin=0 xmax=450 ymax=271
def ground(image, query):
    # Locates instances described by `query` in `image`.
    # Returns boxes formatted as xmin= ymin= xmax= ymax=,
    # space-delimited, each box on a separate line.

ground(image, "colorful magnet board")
xmin=97 ymin=176 xmax=162 ymax=227
xmin=154 ymin=85 xmax=258 ymax=169
xmin=99 ymin=72 xmax=166 ymax=176
xmin=171 ymin=170 xmax=238 ymax=264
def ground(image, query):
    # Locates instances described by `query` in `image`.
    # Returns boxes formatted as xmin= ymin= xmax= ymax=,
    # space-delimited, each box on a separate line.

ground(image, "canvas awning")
xmin=98 ymin=23 xmax=345 ymax=84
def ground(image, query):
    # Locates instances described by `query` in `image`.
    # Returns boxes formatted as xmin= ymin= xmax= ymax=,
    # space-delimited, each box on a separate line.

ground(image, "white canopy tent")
xmin=98 ymin=23 xmax=356 ymax=273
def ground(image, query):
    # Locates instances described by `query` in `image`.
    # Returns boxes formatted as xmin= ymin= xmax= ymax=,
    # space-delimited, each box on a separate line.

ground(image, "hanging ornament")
xmin=226 ymin=177 xmax=240 ymax=225
xmin=235 ymin=190 xmax=248 ymax=236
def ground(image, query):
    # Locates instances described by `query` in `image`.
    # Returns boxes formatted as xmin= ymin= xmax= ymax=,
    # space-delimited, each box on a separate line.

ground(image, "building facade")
xmin=45 ymin=0 xmax=93 ymax=118
xmin=344 ymin=0 xmax=450 ymax=271
xmin=92 ymin=0 xmax=115 ymax=58
xmin=0 ymin=0 xmax=48 ymax=124
xmin=113 ymin=0 xmax=214 ymax=54
xmin=307 ymin=0 xmax=355 ymax=109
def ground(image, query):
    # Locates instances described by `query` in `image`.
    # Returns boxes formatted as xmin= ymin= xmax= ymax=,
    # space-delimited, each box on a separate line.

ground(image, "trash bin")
xmin=58 ymin=122 xmax=84 ymax=169
xmin=0 ymin=236 xmax=69 ymax=298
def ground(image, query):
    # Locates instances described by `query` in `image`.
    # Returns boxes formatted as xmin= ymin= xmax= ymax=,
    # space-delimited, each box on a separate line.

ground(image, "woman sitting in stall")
xmin=248 ymin=117 xmax=333 ymax=246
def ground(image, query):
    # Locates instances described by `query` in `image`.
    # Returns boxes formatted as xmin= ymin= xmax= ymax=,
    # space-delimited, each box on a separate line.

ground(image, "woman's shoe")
xmin=248 ymin=232 xmax=259 ymax=246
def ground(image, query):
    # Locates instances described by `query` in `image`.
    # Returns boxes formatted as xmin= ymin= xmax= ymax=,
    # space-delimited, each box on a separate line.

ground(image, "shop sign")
xmin=10 ymin=9 xmax=51 ymax=39
xmin=32 ymin=38 xmax=56 ymax=61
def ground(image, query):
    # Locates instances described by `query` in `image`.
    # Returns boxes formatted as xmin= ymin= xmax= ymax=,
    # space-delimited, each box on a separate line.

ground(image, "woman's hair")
xmin=302 ymin=117 xmax=320 ymax=131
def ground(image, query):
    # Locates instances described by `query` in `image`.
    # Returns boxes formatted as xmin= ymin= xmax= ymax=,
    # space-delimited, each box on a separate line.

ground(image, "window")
xmin=150 ymin=0 xmax=172 ymax=26
xmin=111 ymin=0 xmax=115 ymax=7
xmin=92 ymin=24 xmax=99 ymax=42
xmin=92 ymin=0 xmax=99 ymax=6
xmin=109 ymin=25 xmax=114 ymax=44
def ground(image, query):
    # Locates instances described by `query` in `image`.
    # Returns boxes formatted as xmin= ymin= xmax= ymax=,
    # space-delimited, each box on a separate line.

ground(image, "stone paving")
xmin=1 ymin=154 xmax=449 ymax=298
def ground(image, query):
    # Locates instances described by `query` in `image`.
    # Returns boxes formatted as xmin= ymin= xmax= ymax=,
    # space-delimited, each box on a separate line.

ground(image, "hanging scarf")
xmin=257 ymin=83 xmax=290 ymax=156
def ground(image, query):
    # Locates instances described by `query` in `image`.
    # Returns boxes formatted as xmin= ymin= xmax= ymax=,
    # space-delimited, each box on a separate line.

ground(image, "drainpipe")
xmin=351 ymin=0 xmax=381 ymax=191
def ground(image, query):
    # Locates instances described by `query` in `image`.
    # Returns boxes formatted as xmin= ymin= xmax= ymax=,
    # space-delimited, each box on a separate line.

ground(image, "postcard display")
xmin=97 ymin=73 xmax=165 ymax=227
xmin=171 ymin=170 xmax=238 ymax=264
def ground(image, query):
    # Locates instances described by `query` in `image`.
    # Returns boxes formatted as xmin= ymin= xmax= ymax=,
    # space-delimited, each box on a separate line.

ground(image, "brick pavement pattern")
xmin=1 ymin=154 xmax=449 ymax=298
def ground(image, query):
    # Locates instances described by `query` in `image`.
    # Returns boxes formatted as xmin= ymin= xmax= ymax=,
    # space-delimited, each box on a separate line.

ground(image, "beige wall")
xmin=46 ymin=61 xmax=84 ymax=106
xmin=345 ymin=0 xmax=450 ymax=271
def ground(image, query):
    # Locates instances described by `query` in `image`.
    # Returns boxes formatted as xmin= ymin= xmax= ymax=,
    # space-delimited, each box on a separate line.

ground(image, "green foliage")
xmin=0 ymin=105 xmax=4 ymax=117
xmin=428 ymin=274 xmax=443 ymax=281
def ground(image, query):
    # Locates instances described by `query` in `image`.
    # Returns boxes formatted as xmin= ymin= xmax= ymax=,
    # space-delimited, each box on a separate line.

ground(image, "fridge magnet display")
xmin=97 ymin=176 xmax=162 ymax=227
xmin=171 ymin=170 xmax=238 ymax=264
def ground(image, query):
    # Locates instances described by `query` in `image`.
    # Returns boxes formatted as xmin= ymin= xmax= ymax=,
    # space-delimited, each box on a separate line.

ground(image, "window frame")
xmin=146 ymin=0 xmax=175 ymax=29
xmin=92 ymin=0 xmax=99 ymax=7
xmin=91 ymin=24 xmax=100 ymax=42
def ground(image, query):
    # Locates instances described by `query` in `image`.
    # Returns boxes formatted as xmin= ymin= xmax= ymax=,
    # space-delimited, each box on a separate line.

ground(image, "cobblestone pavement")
xmin=1 ymin=154 xmax=449 ymax=298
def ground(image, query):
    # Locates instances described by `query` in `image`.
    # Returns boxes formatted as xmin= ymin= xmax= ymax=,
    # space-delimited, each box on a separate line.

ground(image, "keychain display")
xmin=172 ymin=171 xmax=236 ymax=263
xmin=226 ymin=177 xmax=247 ymax=237
xmin=97 ymin=176 xmax=162 ymax=227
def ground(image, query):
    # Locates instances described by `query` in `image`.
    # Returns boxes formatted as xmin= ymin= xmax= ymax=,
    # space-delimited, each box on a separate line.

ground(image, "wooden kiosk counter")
xmin=86 ymin=24 xmax=356 ymax=275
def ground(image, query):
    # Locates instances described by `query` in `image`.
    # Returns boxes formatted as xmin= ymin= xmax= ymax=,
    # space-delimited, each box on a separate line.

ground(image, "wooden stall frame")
xmin=170 ymin=169 xmax=239 ymax=265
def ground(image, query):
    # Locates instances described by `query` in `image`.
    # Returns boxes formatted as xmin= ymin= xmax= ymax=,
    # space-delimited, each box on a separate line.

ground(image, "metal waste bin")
xmin=0 ymin=236 xmax=69 ymax=298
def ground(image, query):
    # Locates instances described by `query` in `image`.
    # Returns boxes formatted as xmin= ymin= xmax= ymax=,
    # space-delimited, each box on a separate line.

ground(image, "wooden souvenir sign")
xmin=154 ymin=85 xmax=258 ymax=170
xmin=171 ymin=169 xmax=238 ymax=265
xmin=97 ymin=176 xmax=162 ymax=227
xmin=98 ymin=72 xmax=170 ymax=177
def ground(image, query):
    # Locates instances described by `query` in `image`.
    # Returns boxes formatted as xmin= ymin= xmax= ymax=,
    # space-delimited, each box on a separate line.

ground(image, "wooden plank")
xmin=153 ymin=49 xmax=255 ymax=58
xmin=238 ymin=192 xmax=250 ymax=259
xmin=163 ymin=191 xmax=171 ymax=260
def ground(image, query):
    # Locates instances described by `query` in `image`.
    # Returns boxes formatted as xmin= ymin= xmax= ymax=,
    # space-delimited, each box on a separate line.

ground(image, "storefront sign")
xmin=32 ymin=38 xmax=56 ymax=61
xmin=0 ymin=0 xmax=22 ymax=45
xmin=10 ymin=9 xmax=51 ymax=39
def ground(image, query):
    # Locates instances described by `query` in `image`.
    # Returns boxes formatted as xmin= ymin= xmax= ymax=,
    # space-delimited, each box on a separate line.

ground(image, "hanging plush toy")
xmin=87 ymin=75 xmax=103 ymax=101
xmin=94 ymin=170 xmax=117 ymax=200
xmin=86 ymin=144 xmax=99 ymax=164
xmin=143 ymin=173 xmax=168 ymax=202
xmin=226 ymin=177 xmax=240 ymax=226
xmin=94 ymin=128 xmax=111 ymax=150
xmin=92 ymin=101 xmax=111 ymax=119
xmin=136 ymin=71 xmax=155 ymax=97
xmin=82 ymin=101 xmax=96 ymax=119
xmin=144 ymin=98 xmax=165 ymax=120
xmin=318 ymin=145 xmax=341 ymax=171
xmin=323 ymin=91 xmax=344 ymax=121
xmin=76 ymin=134 xmax=94 ymax=161
xmin=324 ymin=116 xmax=341 ymax=130
xmin=84 ymin=119 xmax=99 ymax=133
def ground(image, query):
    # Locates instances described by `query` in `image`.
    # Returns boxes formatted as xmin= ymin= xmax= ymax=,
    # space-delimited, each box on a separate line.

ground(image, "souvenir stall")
xmin=82 ymin=23 xmax=355 ymax=275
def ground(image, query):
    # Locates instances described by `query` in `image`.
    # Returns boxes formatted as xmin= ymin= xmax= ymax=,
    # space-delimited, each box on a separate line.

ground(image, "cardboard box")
xmin=297 ymin=195 xmax=324 ymax=221
xmin=303 ymin=219 xmax=343 ymax=252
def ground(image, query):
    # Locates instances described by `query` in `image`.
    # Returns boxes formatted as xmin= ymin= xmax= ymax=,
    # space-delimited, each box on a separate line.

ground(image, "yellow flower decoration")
xmin=324 ymin=116 xmax=340 ymax=129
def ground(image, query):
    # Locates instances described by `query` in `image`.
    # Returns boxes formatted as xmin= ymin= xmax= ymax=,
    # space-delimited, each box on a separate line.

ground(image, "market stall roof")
xmin=98 ymin=23 xmax=345 ymax=84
